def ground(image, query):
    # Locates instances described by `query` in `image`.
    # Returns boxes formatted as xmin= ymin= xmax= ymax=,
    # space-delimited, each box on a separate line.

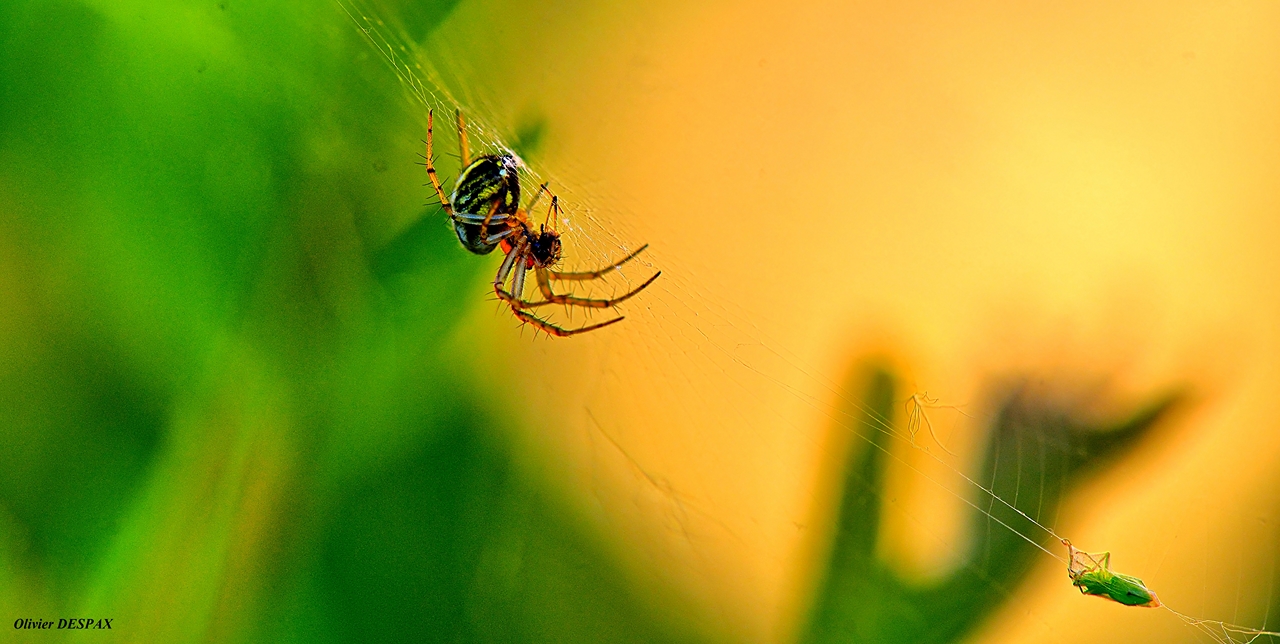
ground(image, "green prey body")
xmin=1063 ymin=540 xmax=1161 ymax=608
xmin=1071 ymin=567 xmax=1160 ymax=607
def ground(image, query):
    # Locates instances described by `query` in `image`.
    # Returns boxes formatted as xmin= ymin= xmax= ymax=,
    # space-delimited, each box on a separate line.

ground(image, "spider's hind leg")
xmin=512 ymin=309 xmax=626 ymax=337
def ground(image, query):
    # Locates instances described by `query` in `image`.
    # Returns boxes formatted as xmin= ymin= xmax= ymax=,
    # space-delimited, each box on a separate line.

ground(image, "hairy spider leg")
xmin=431 ymin=109 xmax=508 ymax=242
xmin=492 ymin=247 xmax=659 ymax=310
xmin=424 ymin=110 xmax=455 ymax=218
xmin=451 ymin=212 xmax=513 ymax=225
xmin=512 ymin=309 xmax=626 ymax=337
xmin=448 ymin=214 xmax=518 ymax=249
xmin=511 ymin=259 xmax=528 ymax=300
xmin=545 ymin=195 xmax=560 ymax=227
xmin=493 ymin=237 xmax=527 ymax=297
xmin=438 ymin=108 xmax=655 ymax=337
xmin=549 ymin=244 xmax=651 ymax=281
xmin=454 ymin=111 xmax=513 ymax=243
xmin=493 ymin=238 xmax=627 ymax=336
xmin=526 ymin=267 xmax=662 ymax=309
xmin=455 ymin=109 xmax=470 ymax=167
xmin=476 ymin=199 xmax=503 ymax=247
xmin=487 ymin=229 xmax=517 ymax=245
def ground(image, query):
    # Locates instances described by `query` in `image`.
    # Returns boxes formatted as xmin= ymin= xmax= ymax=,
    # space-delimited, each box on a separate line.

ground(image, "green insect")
xmin=1062 ymin=540 xmax=1161 ymax=608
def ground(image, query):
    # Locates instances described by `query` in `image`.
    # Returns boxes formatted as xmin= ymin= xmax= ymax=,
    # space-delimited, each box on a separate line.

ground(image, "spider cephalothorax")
xmin=527 ymin=225 xmax=562 ymax=267
xmin=424 ymin=109 xmax=659 ymax=336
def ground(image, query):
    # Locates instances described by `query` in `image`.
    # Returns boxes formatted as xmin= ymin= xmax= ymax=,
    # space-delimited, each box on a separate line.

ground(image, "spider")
xmin=424 ymin=109 xmax=660 ymax=337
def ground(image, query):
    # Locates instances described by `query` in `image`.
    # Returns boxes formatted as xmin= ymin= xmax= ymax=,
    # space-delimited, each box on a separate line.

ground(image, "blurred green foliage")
xmin=0 ymin=0 xmax=701 ymax=641
xmin=802 ymin=368 xmax=1177 ymax=643
xmin=0 ymin=0 xmax=1202 ymax=642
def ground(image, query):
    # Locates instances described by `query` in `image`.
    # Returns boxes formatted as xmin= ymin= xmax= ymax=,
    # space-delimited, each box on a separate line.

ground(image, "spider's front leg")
xmin=494 ymin=241 xmax=553 ymax=309
xmin=493 ymin=240 xmax=545 ymax=309
xmin=425 ymin=110 xmax=455 ymax=218
xmin=493 ymin=242 xmax=625 ymax=336
xmin=532 ymin=266 xmax=661 ymax=308
xmin=547 ymin=244 xmax=650 ymax=281
xmin=493 ymin=240 xmax=527 ymax=302
xmin=512 ymin=309 xmax=626 ymax=337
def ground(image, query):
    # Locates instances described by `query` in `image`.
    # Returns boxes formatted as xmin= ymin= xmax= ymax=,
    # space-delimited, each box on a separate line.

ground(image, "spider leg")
xmin=493 ymin=240 xmax=526 ymax=301
xmin=484 ymin=228 xmax=517 ymax=246
xmin=543 ymin=194 xmax=562 ymax=228
xmin=512 ymin=309 xmax=626 ymax=337
xmin=493 ymin=245 xmax=623 ymax=335
xmin=491 ymin=241 xmax=639 ymax=337
xmin=548 ymin=244 xmax=650 ymax=281
xmin=425 ymin=110 xmax=455 ymax=218
xmin=533 ymin=266 xmax=661 ymax=308
xmin=525 ymin=181 xmax=551 ymax=215
xmin=494 ymin=240 xmax=557 ymax=310
xmin=456 ymin=109 xmax=470 ymax=167
xmin=452 ymin=204 xmax=514 ymax=244
xmin=477 ymin=199 xmax=501 ymax=245
xmin=511 ymin=259 xmax=528 ymax=300
xmin=494 ymin=240 xmax=567 ymax=310
xmin=451 ymin=212 xmax=513 ymax=225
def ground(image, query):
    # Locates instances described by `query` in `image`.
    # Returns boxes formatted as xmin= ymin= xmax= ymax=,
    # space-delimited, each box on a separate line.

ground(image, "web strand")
xmin=338 ymin=4 xmax=1280 ymax=641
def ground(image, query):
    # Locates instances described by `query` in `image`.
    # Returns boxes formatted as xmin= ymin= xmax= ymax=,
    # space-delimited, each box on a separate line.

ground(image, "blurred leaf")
xmin=803 ymin=367 xmax=1179 ymax=644
xmin=510 ymin=111 xmax=549 ymax=163
xmin=300 ymin=407 xmax=708 ymax=644
xmin=0 ymin=0 xmax=720 ymax=641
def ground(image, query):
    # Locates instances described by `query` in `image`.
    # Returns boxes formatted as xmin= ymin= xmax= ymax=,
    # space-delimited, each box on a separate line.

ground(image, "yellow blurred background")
xmin=432 ymin=1 xmax=1280 ymax=641
xmin=3 ymin=0 xmax=1278 ymax=641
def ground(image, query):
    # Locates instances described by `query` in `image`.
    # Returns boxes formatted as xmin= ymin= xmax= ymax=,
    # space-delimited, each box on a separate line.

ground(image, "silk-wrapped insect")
xmin=1063 ymin=540 xmax=1161 ymax=608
